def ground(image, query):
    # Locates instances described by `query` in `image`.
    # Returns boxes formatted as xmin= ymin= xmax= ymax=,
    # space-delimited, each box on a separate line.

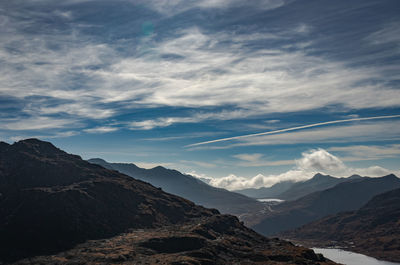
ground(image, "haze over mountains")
xmin=0 ymin=139 xmax=337 ymax=264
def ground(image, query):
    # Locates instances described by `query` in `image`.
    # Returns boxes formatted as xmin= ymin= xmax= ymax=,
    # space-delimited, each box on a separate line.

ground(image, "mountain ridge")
xmin=88 ymin=158 xmax=265 ymax=217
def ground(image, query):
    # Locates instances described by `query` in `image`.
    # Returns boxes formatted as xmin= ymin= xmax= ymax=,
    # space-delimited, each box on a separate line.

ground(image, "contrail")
xmin=185 ymin=114 xmax=400 ymax=147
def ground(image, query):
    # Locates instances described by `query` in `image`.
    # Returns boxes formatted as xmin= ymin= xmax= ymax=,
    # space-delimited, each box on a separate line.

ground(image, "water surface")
xmin=313 ymin=248 xmax=400 ymax=265
xmin=257 ymin=198 xmax=285 ymax=203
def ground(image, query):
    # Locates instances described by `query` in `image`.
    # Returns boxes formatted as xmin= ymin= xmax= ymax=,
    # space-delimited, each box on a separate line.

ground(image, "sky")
xmin=1 ymin=0 xmax=400 ymax=190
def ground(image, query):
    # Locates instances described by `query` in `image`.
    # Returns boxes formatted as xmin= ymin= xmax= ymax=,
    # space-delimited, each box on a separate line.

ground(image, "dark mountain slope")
xmin=88 ymin=158 xmax=264 ymax=216
xmin=251 ymin=174 xmax=400 ymax=236
xmin=235 ymin=181 xmax=295 ymax=199
xmin=0 ymin=139 xmax=336 ymax=264
xmin=0 ymin=139 xmax=215 ymax=262
xmin=281 ymin=187 xmax=400 ymax=262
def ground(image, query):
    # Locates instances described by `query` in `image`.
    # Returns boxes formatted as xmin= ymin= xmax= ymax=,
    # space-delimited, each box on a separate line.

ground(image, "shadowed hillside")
xmin=0 ymin=139 xmax=336 ymax=264
xmin=281 ymin=187 xmax=400 ymax=263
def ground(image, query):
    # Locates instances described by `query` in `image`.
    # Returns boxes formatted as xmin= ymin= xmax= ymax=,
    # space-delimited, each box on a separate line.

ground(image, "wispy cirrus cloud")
xmin=140 ymin=0 xmax=286 ymax=15
xmin=1 ymin=1 xmax=400 ymax=141
xmin=187 ymin=115 xmax=400 ymax=147
xmin=328 ymin=144 xmax=400 ymax=161
xmin=232 ymin=153 xmax=294 ymax=167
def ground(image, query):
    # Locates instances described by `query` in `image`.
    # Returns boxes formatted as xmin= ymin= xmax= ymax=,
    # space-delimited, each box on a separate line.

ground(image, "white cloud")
xmin=2 ymin=116 xmax=79 ymax=131
xmin=134 ymin=162 xmax=174 ymax=169
xmin=91 ymin=27 xmax=399 ymax=129
xmin=141 ymin=0 xmax=286 ymax=15
xmin=328 ymin=144 xmax=400 ymax=161
xmin=83 ymin=126 xmax=118 ymax=134
xmin=296 ymin=149 xmax=346 ymax=173
xmin=366 ymin=22 xmax=400 ymax=48
xmin=232 ymin=153 xmax=294 ymax=167
xmin=179 ymin=160 xmax=217 ymax=168
xmin=198 ymin=148 xmax=400 ymax=190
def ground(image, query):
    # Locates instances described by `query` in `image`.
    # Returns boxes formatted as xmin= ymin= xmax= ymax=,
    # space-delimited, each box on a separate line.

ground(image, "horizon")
xmin=1 ymin=0 xmax=399 ymax=190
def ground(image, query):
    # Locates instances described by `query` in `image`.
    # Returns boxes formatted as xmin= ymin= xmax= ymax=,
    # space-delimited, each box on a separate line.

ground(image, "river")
xmin=313 ymin=248 xmax=400 ymax=265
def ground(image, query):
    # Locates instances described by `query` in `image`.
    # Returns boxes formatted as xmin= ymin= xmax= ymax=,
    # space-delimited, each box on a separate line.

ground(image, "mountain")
xmin=277 ymin=173 xmax=361 ymax=201
xmin=281 ymin=187 xmax=400 ymax=263
xmin=235 ymin=181 xmax=296 ymax=199
xmin=0 ymin=139 xmax=337 ymax=264
xmin=250 ymin=174 xmax=400 ymax=236
xmin=88 ymin=158 xmax=264 ymax=216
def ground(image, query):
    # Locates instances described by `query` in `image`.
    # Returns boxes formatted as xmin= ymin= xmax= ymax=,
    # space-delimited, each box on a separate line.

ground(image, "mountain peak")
xmin=13 ymin=138 xmax=64 ymax=156
xmin=310 ymin=173 xmax=333 ymax=181
xmin=382 ymin=173 xmax=398 ymax=180
xmin=88 ymin=158 xmax=107 ymax=164
xmin=348 ymin=174 xmax=362 ymax=179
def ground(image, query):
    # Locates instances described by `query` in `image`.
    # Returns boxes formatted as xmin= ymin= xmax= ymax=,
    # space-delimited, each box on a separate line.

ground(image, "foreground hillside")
xmin=280 ymin=187 xmax=400 ymax=263
xmin=0 ymin=139 xmax=336 ymax=264
xmin=88 ymin=158 xmax=264 ymax=216
xmin=249 ymin=174 xmax=400 ymax=236
xmin=15 ymin=215 xmax=335 ymax=265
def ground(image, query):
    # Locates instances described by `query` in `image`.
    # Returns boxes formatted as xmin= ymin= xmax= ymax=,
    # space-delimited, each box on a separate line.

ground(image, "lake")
xmin=257 ymin=198 xmax=285 ymax=203
xmin=313 ymin=248 xmax=400 ymax=265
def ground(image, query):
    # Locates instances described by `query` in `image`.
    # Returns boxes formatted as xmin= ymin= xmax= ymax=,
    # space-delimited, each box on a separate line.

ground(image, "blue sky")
xmin=1 ymin=0 xmax=400 ymax=189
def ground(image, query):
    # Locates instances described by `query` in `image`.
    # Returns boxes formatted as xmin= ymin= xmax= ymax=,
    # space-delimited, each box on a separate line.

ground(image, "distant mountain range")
xmin=235 ymin=181 xmax=296 ymax=199
xmin=1 ymin=139 xmax=336 ymax=264
xmin=88 ymin=158 xmax=264 ymax=216
xmin=235 ymin=173 xmax=362 ymax=201
xmin=249 ymin=174 xmax=400 ymax=236
xmin=281 ymin=187 xmax=400 ymax=263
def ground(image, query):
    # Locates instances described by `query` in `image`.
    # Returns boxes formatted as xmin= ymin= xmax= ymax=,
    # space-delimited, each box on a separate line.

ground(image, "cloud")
xmin=198 ymin=148 xmax=400 ymax=190
xmin=296 ymin=149 xmax=346 ymax=173
xmin=328 ymin=144 xmax=400 ymax=161
xmin=179 ymin=160 xmax=217 ymax=168
xmin=141 ymin=0 xmax=286 ymax=15
xmin=83 ymin=126 xmax=118 ymax=134
xmin=232 ymin=153 xmax=294 ymax=167
xmin=2 ymin=116 xmax=79 ymax=131
xmin=189 ymin=120 xmax=400 ymax=150
xmin=187 ymin=115 xmax=400 ymax=147
xmin=366 ymin=22 xmax=400 ymax=48
xmin=1 ymin=2 xmax=400 ymax=139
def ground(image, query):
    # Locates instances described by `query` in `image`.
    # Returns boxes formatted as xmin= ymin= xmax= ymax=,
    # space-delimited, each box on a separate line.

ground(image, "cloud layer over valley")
xmin=195 ymin=148 xmax=399 ymax=190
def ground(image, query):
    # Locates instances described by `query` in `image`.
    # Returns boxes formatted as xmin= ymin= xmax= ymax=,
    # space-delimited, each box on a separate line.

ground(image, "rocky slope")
xmin=14 ymin=215 xmax=336 ymax=265
xmin=249 ymin=174 xmax=400 ymax=236
xmin=280 ymin=187 xmax=400 ymax=263
xmin=0 ymin=139 xmax=336 ymax=264
xmin=88 ymin=158 xmax=264 ymax=216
